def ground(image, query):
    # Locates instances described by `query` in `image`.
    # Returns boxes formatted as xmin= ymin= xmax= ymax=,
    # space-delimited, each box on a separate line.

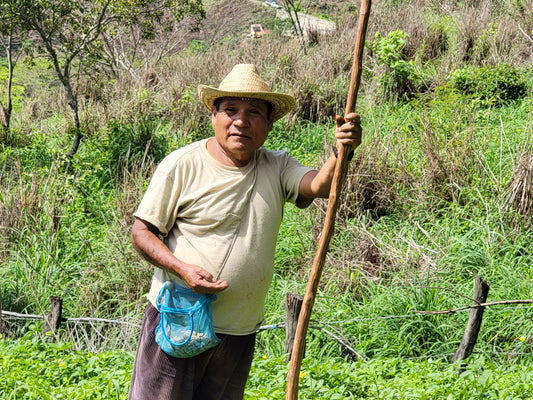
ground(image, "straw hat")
xmin=198 ymin=64 xmax=295 ymax=122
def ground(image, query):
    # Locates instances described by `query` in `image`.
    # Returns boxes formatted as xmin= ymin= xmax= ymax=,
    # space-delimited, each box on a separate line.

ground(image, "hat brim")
xmin=198 ymin=85 xmax=295 ymax=122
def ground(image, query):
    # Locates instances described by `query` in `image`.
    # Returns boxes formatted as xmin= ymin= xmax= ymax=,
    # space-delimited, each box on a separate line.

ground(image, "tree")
xmin=0 ymin=0 xmax=24 ymax=136
xmin=279 ymin=0 xmax=307 ymax=53
xmin=17 ymin=0 xmax=205 ymax=157
xmin=100 ymin=1 xmax=205 ymax=80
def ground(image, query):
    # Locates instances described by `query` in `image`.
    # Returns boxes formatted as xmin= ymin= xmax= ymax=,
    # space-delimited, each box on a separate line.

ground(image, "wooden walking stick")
xmin=285 ymin=1 xmax=372 ymax=399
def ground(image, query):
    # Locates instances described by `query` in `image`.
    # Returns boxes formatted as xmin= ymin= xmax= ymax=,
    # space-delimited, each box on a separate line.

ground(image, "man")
xmin=128 ymin=64 xmax=362 ymax=400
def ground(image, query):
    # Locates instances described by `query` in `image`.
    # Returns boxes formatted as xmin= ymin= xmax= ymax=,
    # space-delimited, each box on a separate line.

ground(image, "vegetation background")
xmin=1 ymin=0 xmax=533 ymax=398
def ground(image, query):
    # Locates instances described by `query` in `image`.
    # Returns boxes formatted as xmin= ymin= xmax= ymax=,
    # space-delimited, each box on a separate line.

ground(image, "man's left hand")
xmin=334 ymin=113 xmax=362 ymax=153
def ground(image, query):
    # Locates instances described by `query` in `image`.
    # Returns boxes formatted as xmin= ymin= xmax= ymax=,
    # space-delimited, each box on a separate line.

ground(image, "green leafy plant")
xmin=104 ymin=117 xmax=169 ymax=178
xmin=0 ymin=329 xmax=133 ymax=400
xmin=448 ymin=64 xmax=528 ymax=106
xmin=370 ymin=30 xmax=421 ymax=102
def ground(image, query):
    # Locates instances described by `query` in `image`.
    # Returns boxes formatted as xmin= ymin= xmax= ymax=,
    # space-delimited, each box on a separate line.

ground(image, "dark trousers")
xmin=128 ymin=303 xmax=256 ymax=400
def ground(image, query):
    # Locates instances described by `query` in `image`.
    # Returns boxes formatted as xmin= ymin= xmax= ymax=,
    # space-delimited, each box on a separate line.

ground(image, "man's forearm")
xmin=131 ymin=218 xmax=229 ymax=293
xmin=131 ymin=219 xmax=185 ymax=277
xmin=298 ymin=153 xmax=338 ymax=200
xmin=298 ymin=113 xmax=362 ymax=201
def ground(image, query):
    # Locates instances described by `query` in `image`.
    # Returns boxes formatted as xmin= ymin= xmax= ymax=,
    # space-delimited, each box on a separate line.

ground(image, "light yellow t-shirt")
xmin=134 ymin=138 xmax=312 ymax=335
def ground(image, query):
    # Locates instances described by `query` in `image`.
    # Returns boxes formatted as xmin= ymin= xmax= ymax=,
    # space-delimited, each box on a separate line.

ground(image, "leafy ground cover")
xmin=248 ymin=354 xmax=533 ymax=399
xmin=2 ymin=330 xmax=533 ymax=399
xmin=0 ymin=331 xmax=133 ymax=400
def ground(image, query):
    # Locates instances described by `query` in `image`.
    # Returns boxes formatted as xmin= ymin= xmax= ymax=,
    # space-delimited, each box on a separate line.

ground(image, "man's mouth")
xmin=229 ymin=132 xmax=250 ymax=139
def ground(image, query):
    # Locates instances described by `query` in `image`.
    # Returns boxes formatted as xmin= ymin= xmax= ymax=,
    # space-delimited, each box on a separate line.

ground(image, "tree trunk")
xmin=0 ymin=34 xmax=14 ymax=134
xmin=282 ymin=0 xmax=307 ymax=54
xmin=62 ymin=71 xmax=82 ymax=158
xmin=43 ymin=39 xmax=82 ymax=158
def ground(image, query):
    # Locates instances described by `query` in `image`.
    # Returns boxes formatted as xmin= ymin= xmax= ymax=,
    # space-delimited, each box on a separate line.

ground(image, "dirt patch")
xmin=178 ymin=0 xmax=354 ymax=51
xmin=178 ymin=0 xmax=273 ymax=49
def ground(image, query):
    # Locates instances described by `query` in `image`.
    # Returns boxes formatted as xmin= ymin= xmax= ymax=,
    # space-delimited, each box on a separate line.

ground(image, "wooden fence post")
xmin=42 ymin=296 xmax=63 ymax=337
xmin=452 ymin=276 xmax=490 ymax=367
xmin=284 ymin=293 xmax=304 ymax=362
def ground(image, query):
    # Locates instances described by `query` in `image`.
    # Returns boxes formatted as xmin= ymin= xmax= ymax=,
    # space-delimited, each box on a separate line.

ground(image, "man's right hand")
xmin=131 ymin=218 xmax=229 ymax=294
xmin=179 ymin=262 xmax=229 ymax=294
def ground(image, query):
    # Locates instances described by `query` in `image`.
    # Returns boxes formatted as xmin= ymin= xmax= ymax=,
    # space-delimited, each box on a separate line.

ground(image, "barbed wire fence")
xmin=3 ymin=303 xmax=533 ymax=359
xmin=2 ymin=276 xmax=533 ymax=363
xmin=1 ymin=310 xmax=142 ymax=353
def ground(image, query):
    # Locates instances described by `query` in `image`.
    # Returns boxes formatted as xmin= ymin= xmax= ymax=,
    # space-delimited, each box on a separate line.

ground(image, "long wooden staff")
xmin=285 ymin=1 xmax=372 ymax=399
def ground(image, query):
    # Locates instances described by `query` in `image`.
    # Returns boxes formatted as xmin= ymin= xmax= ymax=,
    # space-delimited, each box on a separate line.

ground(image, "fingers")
xmin=189 ymin=278 xmax=229 ymax=294
xmin=335 ymin=113 xmax=362 ymax=151
xmin=335 ymin=113 xmax=361 ymax=128
xmin=193 ymin=279 xmax=229 ymax=294
xmin=335 ymin=115 xmax=345 ymax=128
xmin=345 ymin=112 xmax=361 ymax=123
xmin=181 ymin=264 xmax=229 ymax=294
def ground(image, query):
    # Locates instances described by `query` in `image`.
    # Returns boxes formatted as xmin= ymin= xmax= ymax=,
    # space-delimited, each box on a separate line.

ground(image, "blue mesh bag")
xmin=155 ymin=281 xmax=221 ymax=358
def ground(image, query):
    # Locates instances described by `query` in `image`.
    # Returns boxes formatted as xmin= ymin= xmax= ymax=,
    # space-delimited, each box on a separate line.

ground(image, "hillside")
xmin=175 ymin=0 xmax=273 ymax=49
xmin=0 ymin=0 xmax=533 ymax=394
xmin=1 ymin=0 xmax=533 ymax=398
xmin=171 ymin=0 xmax=351 ymax=53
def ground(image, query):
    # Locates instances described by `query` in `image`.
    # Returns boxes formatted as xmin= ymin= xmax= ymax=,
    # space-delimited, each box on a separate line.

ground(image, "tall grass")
xmin=1 ymin=0 xmax=532 ymax=364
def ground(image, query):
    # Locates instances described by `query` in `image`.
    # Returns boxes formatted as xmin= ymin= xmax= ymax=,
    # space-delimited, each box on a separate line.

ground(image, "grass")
xmin=2 ymin=91 xmax=533 ymax=359
xmin=2 ymin=330 xmax=533 ymax=399
xmin=1 ymin=0 xmax=533 ymax=397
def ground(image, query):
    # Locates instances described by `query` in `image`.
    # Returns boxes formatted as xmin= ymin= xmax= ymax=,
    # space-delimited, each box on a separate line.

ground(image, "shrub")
xmin=104 ymin=117 xmax=169 ymax=178
xmin=369 ymin=30 xmax=422 ymax=103
xmin=448 ymin=63 xmax=528 ymax=106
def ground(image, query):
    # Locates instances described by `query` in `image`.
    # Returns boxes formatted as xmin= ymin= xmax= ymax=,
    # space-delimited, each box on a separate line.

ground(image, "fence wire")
xmin=2 ymin=303 xmax=533 ymax=358
xmin=1 ymin=311 xmax=141 ymax=352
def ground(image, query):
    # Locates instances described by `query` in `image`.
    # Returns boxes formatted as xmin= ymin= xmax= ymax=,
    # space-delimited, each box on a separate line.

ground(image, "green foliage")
xmin=370 ymin=30 xmax=421 ymax=102
xmin=1 ymin=1 xmax=533 ymax=398
xmin=245 ymin=354 xmax=533 ymax=399
xmin=264 ymin=119 xmax=330 ymax=167
xmin=181 ymin=39 xmax=210 ymax=55
xmin=3 ymin=332 xmax=533 ymax=399
xmin=448 ymin=64 xmax=529 ymax=107
xmin=104 ymin=116 xmax=169 ymax=177
xmin=0 ymin=60 xmax=25 ymax=114
xmin=273 ymin=204 xmax=312 ymax=275
xmin=7 ymin=0 xmax=207 ymax=156
xmin=111 ymin=0 xmax=205 ymax=31
xmin=0 ymin=330 xmax=133 ymax=399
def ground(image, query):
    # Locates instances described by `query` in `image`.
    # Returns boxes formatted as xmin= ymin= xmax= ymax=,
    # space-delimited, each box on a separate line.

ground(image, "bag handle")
xmin=156 ymin=281 xmax=173 ymax=308
xmin=160 ymin=310 xmax=195 ymax=347
xmin=155 ymin=281 xmax=216 ymax=347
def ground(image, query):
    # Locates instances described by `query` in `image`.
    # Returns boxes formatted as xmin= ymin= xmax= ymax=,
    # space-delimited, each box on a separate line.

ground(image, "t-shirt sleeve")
xmin=280 ymin=153 xmax=313 ymax=205
xmin=133 ymin=156 xmax=182 ymax=235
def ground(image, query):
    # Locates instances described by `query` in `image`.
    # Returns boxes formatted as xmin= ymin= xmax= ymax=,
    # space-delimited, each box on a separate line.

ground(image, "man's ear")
xmin=267 ymin=113 xmax=275 ymax=131
xmin=211 ymin=106 xmax=217 ymax=126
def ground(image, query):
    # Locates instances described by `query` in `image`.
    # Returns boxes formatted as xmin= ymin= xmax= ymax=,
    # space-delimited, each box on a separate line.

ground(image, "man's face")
xmin=211 ymin=97 xmax=274 ymax=166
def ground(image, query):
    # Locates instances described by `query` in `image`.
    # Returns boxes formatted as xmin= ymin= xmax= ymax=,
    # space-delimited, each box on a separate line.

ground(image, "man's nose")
xmin=232 ymin=110 xmax=250 ymax=125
